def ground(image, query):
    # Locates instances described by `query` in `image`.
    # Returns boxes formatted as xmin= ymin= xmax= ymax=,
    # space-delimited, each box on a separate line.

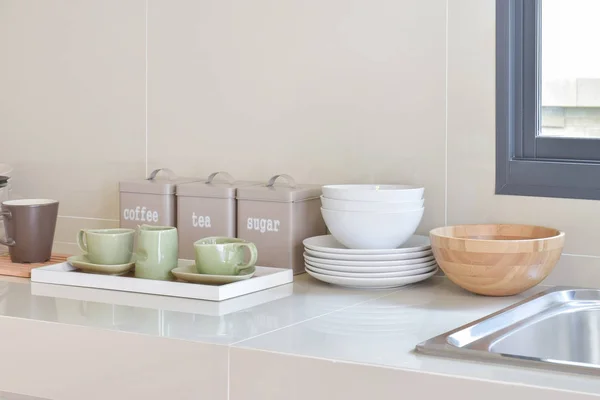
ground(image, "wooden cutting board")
xmin=0 ymin=253 xmax=69 ymax=278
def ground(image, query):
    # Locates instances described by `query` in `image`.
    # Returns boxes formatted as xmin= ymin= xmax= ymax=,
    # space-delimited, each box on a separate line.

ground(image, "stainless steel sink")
xmin=416 ymin=287 xmax=600 ymax=375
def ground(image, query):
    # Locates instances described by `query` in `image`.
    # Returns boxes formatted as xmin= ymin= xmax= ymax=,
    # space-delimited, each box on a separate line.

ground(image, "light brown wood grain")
xmin=0 ymin=253 xmax=69 ymax=278
xmin=430 ymin=224 xmax=565 ymax=296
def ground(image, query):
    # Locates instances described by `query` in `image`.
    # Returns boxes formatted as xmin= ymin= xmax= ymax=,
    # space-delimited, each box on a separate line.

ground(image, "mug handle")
xmin=234 ymin=243 xmax=258 ymax=272
xmin=0 ymin=210 xmax=15 ymax=247
xmin=77 ymin=229 xmax=88 ymax=253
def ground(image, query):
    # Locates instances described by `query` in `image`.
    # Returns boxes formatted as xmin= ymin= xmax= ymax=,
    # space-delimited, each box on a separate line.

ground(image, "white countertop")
xmin=1 ymin=274 xmax=599 ymax=398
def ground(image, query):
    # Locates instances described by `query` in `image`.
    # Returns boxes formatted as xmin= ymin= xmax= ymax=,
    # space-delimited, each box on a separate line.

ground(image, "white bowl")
xmin=321 ymin=207 xmax=424 ymax=249
xmin=322 ymin=184 xmax=424 ymax=202
xmin=321 ymin=196 xmax=424 ymax=212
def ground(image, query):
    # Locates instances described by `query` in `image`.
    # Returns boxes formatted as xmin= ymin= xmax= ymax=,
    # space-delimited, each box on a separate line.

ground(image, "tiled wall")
xmin=0 ymin=1 xmax=145 ymax=253
xmin=1 ymin=0 xmax=598 ymax=285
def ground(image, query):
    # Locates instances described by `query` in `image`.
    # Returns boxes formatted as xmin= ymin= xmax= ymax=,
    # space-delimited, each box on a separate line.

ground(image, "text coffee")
xmin=123 ymin=206 xmax=159 ymax=223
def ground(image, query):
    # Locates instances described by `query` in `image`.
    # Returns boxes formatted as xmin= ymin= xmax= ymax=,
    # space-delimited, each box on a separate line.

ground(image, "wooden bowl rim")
xmin=430 ymin=224 xmax=565 ymax=244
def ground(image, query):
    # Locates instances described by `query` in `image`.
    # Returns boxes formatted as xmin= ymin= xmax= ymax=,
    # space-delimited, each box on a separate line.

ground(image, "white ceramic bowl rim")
xmin=323 ymin=184 xmax=424 ymax=192
xmin=430 ymin=224 xmax=565 ymax=244
xmin=320 ymin=195 xmax=423 ymax=205
xmin=321 ymin=207 xmax=424 ymax=215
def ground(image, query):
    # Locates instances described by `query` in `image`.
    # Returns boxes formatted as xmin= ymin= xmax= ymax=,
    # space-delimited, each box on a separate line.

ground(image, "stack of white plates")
xmin=303 ymin=235 xmax=437 ymax=289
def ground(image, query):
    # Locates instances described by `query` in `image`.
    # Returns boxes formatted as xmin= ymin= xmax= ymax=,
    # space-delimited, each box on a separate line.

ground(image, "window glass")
xmin=541 ymin=0 xmax=600 ymax=138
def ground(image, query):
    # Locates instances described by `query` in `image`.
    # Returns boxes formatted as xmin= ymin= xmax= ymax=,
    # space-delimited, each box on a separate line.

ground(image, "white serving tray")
xmin=31 ymin=260 xmax=294 ymax=302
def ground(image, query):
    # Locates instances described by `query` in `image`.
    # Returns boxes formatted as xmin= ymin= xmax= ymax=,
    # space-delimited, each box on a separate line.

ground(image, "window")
xmin=496 ymin=0 xmax=600 ymax=200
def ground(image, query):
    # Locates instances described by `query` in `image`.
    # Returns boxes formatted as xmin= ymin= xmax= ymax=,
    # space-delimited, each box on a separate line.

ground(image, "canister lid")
xmin=120 ymin=168 xmax=201 ymax=195
xmin=176 ymin=171 xmax=259 ymax=199
xmin=236 ymin=174 xmax=322 ymax=203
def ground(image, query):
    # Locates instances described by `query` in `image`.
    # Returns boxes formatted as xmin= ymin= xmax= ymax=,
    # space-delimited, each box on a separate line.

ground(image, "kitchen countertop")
xmin=0 ymin=274 xmax=599 ymax=399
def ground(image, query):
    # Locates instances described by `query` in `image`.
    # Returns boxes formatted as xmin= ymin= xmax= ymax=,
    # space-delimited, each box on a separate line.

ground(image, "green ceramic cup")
xmin=135 ymin=225 xmax=178 ymax=280
xmin=77 ymin=228 xmax=134 ymax=265
xmin=194 ymin=237 xmax=258 ymax=276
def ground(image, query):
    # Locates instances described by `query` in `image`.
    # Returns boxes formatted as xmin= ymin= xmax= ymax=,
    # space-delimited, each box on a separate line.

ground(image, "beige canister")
xmin=176 ymin=172 xmax=258 ymax=259
xmin=236 ymin=174 xmax=326 ymax=274
xmin=119 ymin=168 xmax=200 ymax=230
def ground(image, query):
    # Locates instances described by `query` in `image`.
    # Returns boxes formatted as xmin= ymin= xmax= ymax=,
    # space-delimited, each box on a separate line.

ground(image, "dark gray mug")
xmin=1 ymin=199 xmax=59 ymax=263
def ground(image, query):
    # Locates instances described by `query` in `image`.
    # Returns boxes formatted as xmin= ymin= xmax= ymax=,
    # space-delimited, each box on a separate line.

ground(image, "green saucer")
xmin=171 ymin=263 xmax=255 ymax=285
xmin=68 ymin=255 xmax=135 ymax=275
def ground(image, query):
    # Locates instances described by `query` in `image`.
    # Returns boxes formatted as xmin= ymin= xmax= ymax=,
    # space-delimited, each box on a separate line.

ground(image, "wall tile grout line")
xmin=57 ymin=216 xmax=119 ymax=222
xmin=444 ymin=0 xmax=449 ymax=227
xmin=144 ymin=0 xmax=149 ymax=177
xmin=562 ymin=253 xmax=600 ymax=260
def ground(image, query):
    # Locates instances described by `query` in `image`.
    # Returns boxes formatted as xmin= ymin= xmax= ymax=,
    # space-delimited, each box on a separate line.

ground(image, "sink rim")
xmin=415 ymin=286 xmax=600 ymax=376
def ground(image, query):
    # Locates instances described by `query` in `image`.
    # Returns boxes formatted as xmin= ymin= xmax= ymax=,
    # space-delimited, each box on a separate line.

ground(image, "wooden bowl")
xmin=429 ymin=224 xmax=565 ymax=296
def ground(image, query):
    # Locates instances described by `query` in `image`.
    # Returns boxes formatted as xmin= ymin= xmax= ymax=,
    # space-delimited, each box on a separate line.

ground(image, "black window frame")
xmin=496 ymin=0 xmax=600 ymax=200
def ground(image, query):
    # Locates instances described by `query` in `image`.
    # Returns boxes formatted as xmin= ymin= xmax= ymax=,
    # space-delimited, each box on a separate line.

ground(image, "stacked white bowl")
xmin=302 ymin=184 xmax=436 ymax=289
xmin=321 ymin=184 xmax=425 ymax=249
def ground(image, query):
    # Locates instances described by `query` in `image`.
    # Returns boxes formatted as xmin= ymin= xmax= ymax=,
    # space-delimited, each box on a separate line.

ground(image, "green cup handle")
xmin=235 ymin=242 xmax=258 ymax=272
xmin=77 ymin=229 xmax=88 ymax=253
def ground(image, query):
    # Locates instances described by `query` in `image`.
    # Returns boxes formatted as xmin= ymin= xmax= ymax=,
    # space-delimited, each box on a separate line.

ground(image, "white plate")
xmin=305 ymin=263 xmax=436 ymax=278
xmin=305 ymin=247 xmax=431 ymax=261
xmin=305 ymin=259 xmax=438 ymax=273
xmin=305 ymin=268 xmax=437 ymax=289
xmin=303 ymin=235 xmax=430 ymax=255
xmin=304 ymin=253 xmax=434 ymax=267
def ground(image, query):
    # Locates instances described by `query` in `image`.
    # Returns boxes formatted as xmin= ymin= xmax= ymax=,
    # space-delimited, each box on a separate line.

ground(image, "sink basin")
xmin=416 ymin=287 xmax=600 ymax=375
